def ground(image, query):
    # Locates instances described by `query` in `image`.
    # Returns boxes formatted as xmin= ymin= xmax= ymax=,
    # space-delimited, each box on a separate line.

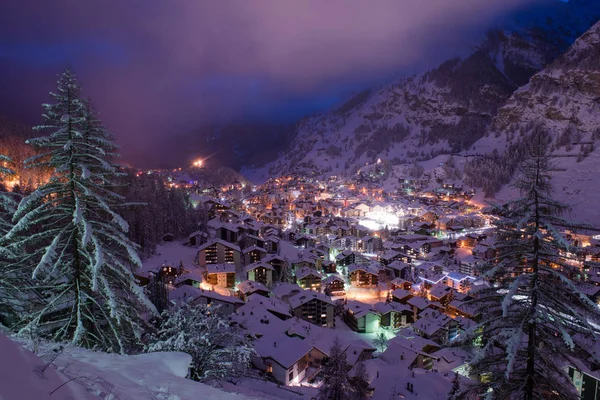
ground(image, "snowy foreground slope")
xmin=0 ymin=333 xmax=255 ymax=400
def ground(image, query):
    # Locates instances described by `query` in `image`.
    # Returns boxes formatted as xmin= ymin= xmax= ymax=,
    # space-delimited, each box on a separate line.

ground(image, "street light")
xmin=193 ymin=159 xmax=203 ymax=168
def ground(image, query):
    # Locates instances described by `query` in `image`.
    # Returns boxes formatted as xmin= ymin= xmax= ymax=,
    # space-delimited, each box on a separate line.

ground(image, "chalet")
xmin=447 ymin=299 xmax=478 ymax=320
xmin=204 ymin=199 xmax=230 ymax=219
xmin=336 ymin=250 xmax=359 ymax=267
xmin=264 ymin=236 xmax=280 ymax=254
xmin=253 ymin=335 xmax=313 ymax=385
xmin=412 ymin=309 xmax=455 ymax=344
xmin=196 ymin=239 xmax=242 ymax=274
xmin=244 ymin=294 xmax=292 ymax=321
xmin=242 ymin=245 xmax=267 ymax=265
xmin=262 ymin=254 xmax=286 ymax=278
xmin=245 ymin=262 xmax=275 ymax=288
xmin=385 ymin=260 xmax=412 ymax=279
xmin=348 ymin=263 xmax=380 ymax=288
xmin=407 ymin=296 xmax=434 ymax=321
xmin=237 ymin=280 xmax=270 ymax=301
xmin=345 ymin=300 xmax=381 ymax=333
xmin=295 ymin=267 xmax=323 ymax=291
xmin=445 ymin=272 xmax=475 ymax=292
xmin=428 ymin=283 xmax=453 ymax=307
xmin=322 ymin=261 xmax=337 ymax=274
xmin=271 ymin=283 xmax=303 ymax=303
xmin=288 ymin=290 xmax=335 ymax=328
xmin=374 ymin=301 xmax=413 ymax=329
xmin=310 ymin=337 xmax=375 ymax=370
xmin=323 ymin=274 xmax=345 ymax=296
xmin=390 ymin=278 xmax=412 ymax=291
xmin=187 ymin=231 xmax=207 ymax=246
xmin=162 ymin=233 xmax=174 ymax=242
xmin=215 ymin=223 xmax=240 ymax=243
xmin=193 ymin=289 xmax=244 ymax=315
xmin=173 ymin=266 xmax=204 ymax=288
xmin=204 ymin=263 xmax=236 ymax=288
xmin=391 ymin=288 xmax=414 ymax=304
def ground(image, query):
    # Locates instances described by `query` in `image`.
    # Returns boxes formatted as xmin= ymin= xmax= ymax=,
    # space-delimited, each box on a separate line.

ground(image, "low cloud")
xmin=0 ymin=0 xmax=543 ymax=166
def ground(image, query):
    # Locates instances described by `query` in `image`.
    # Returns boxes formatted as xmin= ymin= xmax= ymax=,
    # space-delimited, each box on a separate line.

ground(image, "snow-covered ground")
xmin=140 ymin=240 xmax=200 ymax=275
xmin=0 ymin=333 xmax=257 ymax=400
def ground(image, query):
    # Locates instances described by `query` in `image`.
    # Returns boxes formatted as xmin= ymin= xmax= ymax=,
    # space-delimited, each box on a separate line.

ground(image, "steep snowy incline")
xmin=467 ymin=19 xmax=600 ymax=223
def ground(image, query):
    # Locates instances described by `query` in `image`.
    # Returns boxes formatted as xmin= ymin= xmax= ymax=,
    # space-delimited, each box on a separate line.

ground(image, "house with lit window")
xmin=203 ymin=263 xmax=236 ymax=288
xmin=288 ymin=290 xmax=335 ymax=328
xmin=245 ymin=261 xmax=275 ymax=288
xmin=237 ymin=280 xmax=270 ymax=301
xmin=295 ymin=266 xmax=323 ymax=291
xmin=242 ymin=245 xmax=267 ymax=265
xmin=196 ymin=239 xmax=242 ymax=272
xmin=348 ymin=263 xmax=380 ymax=288
xmin=253 ymin=335 xmax=313 ymax=385
xmin=323 ymin=274 xmax=345 ymax=296
xmin=428 ymin=283 xmax=454 ymax=307
xmin=344 ymin=300 xmax=381 ymax=333
xmin=374 ymin=301 xmax=413 ymax=329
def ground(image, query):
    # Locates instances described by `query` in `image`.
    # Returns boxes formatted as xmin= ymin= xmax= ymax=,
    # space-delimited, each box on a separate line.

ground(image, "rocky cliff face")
xmin=246 ymin=1 xmax=600 ymax=182
xmin=462 ymin=19 xmax=600 ymax=221
xmin=465 ymin=19 xmax=600 ymax=195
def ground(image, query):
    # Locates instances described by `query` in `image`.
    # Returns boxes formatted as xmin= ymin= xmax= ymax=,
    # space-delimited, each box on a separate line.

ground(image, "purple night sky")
xmin=0 ymin=0 xmax=544 ymax=166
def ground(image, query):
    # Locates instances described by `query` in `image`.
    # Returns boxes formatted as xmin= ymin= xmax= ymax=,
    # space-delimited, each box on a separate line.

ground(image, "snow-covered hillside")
xmin=465 ymin=19 xmax=600 ymax=221
xmin=0 ymin=333 xmax=255 ymax=400
xmin=245 ymin=1 xmax=600 ymax=183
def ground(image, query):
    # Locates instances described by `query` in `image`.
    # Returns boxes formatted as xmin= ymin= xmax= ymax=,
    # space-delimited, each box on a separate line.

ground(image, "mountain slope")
xmin=465 ymin=19 xmax=600 ymax=221
xmin=246 ymin=1 xmax=600 ymax=182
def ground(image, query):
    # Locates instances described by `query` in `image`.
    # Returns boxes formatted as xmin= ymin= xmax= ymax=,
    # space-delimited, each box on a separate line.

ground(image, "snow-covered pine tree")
xmin=146 ymin=300 xmax=254 ymax=382
xmin=447 ymin=372 xmax=461 ymax=400
xmin=349 ymin=361 xmax=370 ymax=400
xmin=3 ymin=69 xmax=155 ymax=352
xmin=0 ymin=155 xmax=22 ymax=326
xmin=278 ymin=257 xmax=294 ymax=283
xmin=461 ymin=130 xmax=600 ymax=399
xmin=373 ymin=332 xmax=388 ymax=353
xmin=318 ymin=336 xmax=352 ymax=400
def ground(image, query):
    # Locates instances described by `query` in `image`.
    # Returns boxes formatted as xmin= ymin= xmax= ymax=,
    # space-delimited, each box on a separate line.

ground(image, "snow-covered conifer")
xmin=349 ymin=361 xmax=370 ymax=400
xmin=146 ymin=300 xmax=254 ymax=382
xmin=0 ymin=155 xmax=22 ymax=326
xmin=318 ymin=336 xmax=352 ymax=400
xmin=461 ymin=130 xmax=600 ymax=399
xmin=3 ymin=69 xmax=155 ymax=352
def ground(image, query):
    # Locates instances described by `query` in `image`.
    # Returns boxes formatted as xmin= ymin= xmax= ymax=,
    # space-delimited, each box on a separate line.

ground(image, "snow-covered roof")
xmin=294 ymin=266 xmax=322 ymax=280
xmin=197 ymin=238 xmax=241 ymax=253
xmin=237 ymin=280 xmax=269 ymax=295
xmin=194 ymin=289 xmax=244 ymax=305
xmin=271 ymin=282 xmax=302 ymax=299
xmin=374 ymin=301 xmax=411 ymax=315
xmin=244 ymin=262 xmax=275 ymax=273
xmin=205 ymin=263 xmax=236 ymax=274
xmin=346 ymin=300 xmax=380 ymax=319
xmin=407 ymin=296 xmax=431 ymax=311
xmin=322 ymin=274 xmax=345 ymax=285
xmin=253 ymin=335 xmax=313 ymax=369
xmin=288 ymin=290 xmax=334 ymax=309
xmin=245 ymin=294 xmax=292 ymax=318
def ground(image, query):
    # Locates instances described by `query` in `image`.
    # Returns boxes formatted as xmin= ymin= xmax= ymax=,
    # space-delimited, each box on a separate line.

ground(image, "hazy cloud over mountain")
xmin=0 ymin=0 xmax=544 ymax=165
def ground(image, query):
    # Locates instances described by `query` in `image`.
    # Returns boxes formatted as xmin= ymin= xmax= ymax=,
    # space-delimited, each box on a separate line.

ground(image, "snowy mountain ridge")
xmin=244 ymin=1 xmax=600 ymax=183
xmin=465 ymin=18 xmax=600 ymax=222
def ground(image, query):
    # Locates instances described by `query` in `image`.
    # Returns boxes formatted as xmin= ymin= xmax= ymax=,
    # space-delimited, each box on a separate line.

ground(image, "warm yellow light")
xmin=193 ymin=159 xmax=204 ymax=167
